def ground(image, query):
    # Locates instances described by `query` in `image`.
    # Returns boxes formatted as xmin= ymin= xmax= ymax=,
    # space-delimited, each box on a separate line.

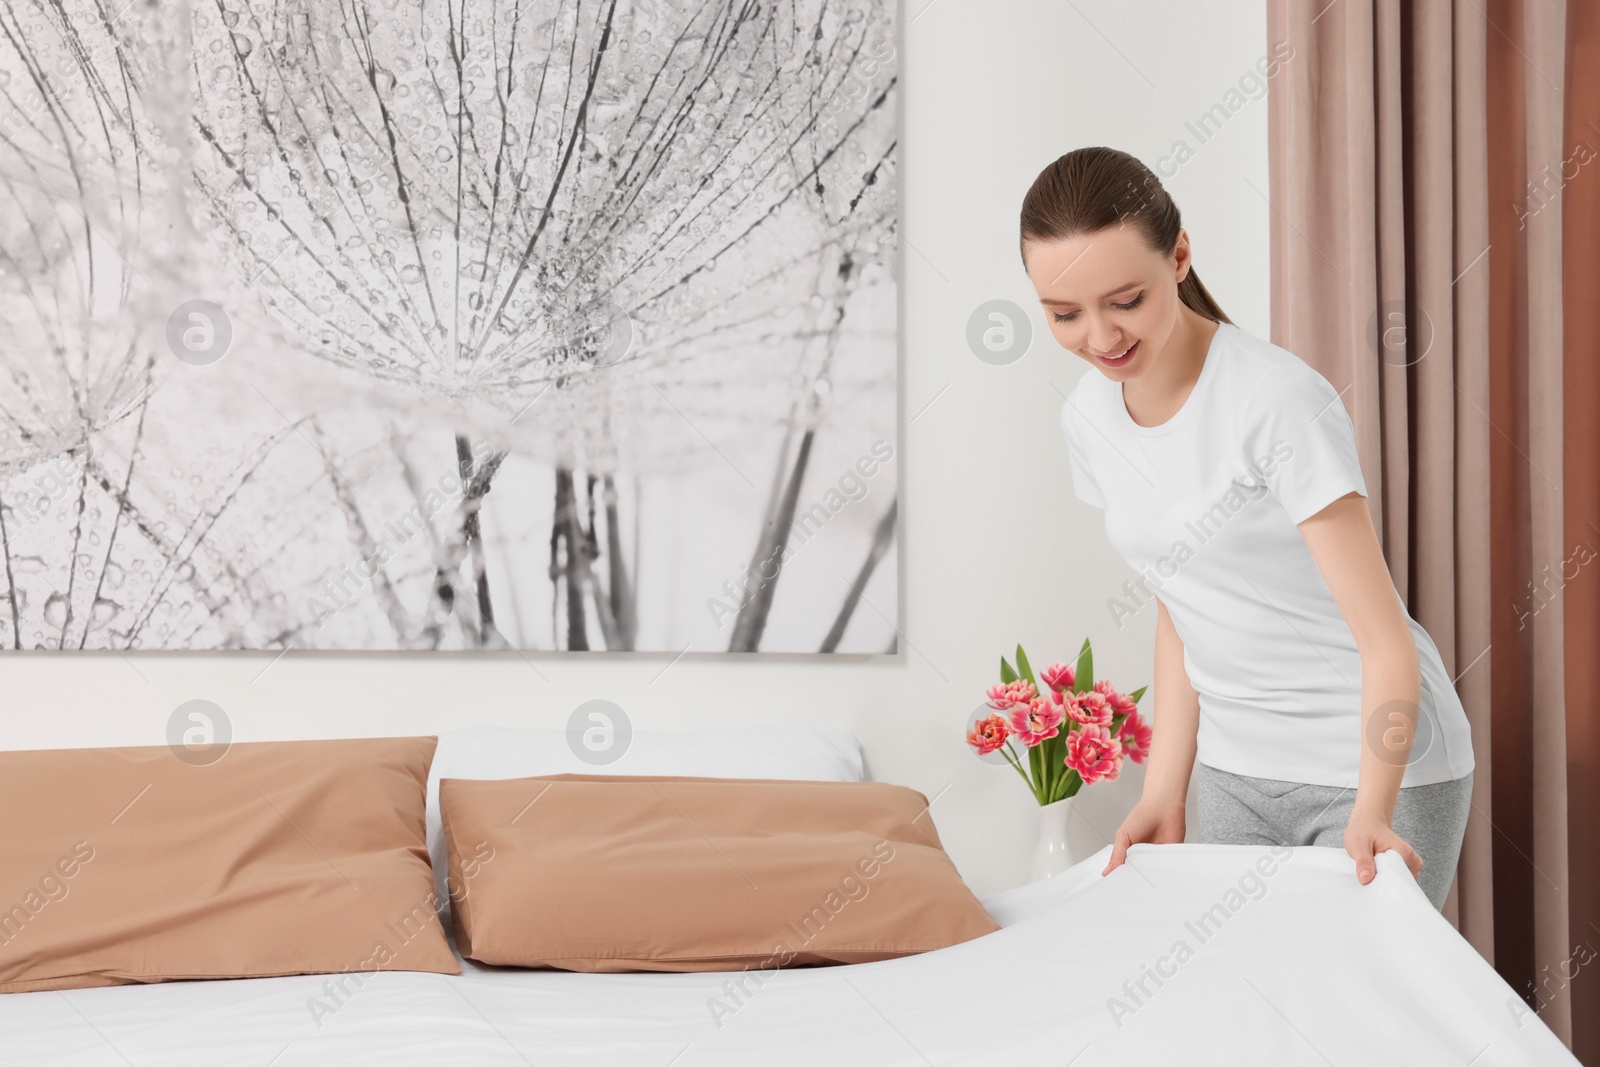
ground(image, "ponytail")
xmin=1178 ymin=267 xmax=1231 ymax=325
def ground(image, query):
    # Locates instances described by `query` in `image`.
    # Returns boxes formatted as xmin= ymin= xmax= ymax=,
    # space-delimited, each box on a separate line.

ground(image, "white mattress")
xmin=0 ymin=844 xmax=1578 ymax=1066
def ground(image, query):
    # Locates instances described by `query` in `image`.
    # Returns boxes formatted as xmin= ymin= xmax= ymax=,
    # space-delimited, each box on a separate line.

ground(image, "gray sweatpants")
xmin=1192 ymin=762 xmax=1474 ymax=911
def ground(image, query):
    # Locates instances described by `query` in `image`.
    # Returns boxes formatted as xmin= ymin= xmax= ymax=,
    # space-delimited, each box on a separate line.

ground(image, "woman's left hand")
xmin=1344 ymin=808 xmax=1424 ymax=887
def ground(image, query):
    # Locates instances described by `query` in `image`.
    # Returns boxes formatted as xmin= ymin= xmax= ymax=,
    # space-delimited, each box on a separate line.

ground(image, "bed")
xmin=0 ymin=842 xmax=1577 ymax=1066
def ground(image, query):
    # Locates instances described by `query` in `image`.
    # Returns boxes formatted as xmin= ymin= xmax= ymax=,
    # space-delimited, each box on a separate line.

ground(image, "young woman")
xmin=1020 ymin=147 xmax=1475 ymax=911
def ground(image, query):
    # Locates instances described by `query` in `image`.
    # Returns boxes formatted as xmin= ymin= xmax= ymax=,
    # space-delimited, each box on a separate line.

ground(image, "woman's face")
xmin=1023 ymin=223 xmax=1191 ymax=383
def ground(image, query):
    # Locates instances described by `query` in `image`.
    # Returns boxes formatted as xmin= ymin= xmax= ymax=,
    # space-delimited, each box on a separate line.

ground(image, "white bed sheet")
xmin=0 ymin=844 xmax=1578 ymax=1066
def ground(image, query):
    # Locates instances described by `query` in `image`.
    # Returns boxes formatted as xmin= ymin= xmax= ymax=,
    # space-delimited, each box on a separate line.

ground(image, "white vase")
xmin=1029 ymin=797 xmax=1077 ymax=882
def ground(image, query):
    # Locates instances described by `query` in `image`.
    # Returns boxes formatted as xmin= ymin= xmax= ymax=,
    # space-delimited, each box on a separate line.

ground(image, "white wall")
xmin=0 ymin=0 xmax=1270 ymax=896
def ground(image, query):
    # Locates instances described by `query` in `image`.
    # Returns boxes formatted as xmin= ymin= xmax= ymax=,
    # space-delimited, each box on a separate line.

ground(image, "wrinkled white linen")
xmin=0 ymin=844 xmax=1576 ymax=1066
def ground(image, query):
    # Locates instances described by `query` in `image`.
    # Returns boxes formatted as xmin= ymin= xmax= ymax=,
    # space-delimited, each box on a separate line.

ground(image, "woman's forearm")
xmin=1144 ymin=599 xmax=1200 ymax=809
xmin=1295 ymin=494 xmax=1429 ymax=827
xmin=1351 ymin=637 xmax=1422 ymax=822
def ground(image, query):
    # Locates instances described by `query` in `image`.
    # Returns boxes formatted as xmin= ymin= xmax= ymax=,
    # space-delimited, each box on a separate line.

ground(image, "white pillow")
xmin=426 ymin=723 xmax=864 ymax=911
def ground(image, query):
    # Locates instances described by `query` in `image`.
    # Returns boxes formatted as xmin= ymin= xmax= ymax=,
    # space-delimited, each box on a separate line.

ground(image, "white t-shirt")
xmin=1059 ymin=321 xmax=1474 ymax=788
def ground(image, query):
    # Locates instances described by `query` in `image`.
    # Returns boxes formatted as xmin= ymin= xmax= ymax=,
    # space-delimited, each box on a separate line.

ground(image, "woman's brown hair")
xmin=1019 ymin=146 xmax=1231 ymax=324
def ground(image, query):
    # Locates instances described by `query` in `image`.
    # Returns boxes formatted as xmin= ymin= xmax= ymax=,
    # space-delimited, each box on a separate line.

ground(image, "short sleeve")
xmin=1246 ymin=367 xmax=1368 ymax=524
xmin=1059 ymin=399 xmax=1106 ymax=508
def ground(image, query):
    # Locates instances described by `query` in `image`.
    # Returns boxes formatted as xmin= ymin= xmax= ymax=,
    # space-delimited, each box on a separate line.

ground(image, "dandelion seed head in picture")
xmin=0 ymin=0 xmax=898 ymax=652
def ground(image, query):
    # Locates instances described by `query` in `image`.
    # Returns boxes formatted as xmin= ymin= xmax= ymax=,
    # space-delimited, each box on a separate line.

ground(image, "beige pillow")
xmin=0 ymin=736 xmax=459 ymax=994
xmin=440 ymin=774 xmax=999 ymax=972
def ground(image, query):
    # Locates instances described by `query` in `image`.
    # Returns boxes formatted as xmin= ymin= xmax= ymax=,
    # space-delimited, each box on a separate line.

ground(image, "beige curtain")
xmin=1266 ymin=0 xmax=1598 ymax=1057
xmin=1561 ymin=0 xmax=1600 ymax=1054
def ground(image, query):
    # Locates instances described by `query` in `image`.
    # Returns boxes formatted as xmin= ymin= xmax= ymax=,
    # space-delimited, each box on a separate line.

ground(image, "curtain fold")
xmin=1485 ymin=0 xmax=1571 ymax=1051
xmin=1266 ymin=0 xmax=1594 ymax=1056
xmin=1561 ymin=0 xmax=1600 ymax=1056
xmin=1447 ymin=0 xmax=1498 ymax=961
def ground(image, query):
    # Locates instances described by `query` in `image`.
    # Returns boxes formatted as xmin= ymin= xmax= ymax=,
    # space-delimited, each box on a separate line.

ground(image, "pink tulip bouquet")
xmin=966 ymin=639 xmax=1151 ymax=806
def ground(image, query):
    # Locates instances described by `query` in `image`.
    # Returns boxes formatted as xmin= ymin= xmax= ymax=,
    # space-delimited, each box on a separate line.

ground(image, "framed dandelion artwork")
xmin=0 ymin=0 xmax=898 ymax=652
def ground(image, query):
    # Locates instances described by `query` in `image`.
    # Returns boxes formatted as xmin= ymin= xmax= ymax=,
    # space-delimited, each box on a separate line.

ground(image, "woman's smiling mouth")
xmin=1092 ymin=340 xmax=1139 ymax=368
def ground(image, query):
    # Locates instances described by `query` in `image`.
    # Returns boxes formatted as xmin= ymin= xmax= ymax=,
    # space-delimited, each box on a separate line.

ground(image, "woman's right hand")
xmin=1102 ymin=799 xmax=1186 ymax=876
